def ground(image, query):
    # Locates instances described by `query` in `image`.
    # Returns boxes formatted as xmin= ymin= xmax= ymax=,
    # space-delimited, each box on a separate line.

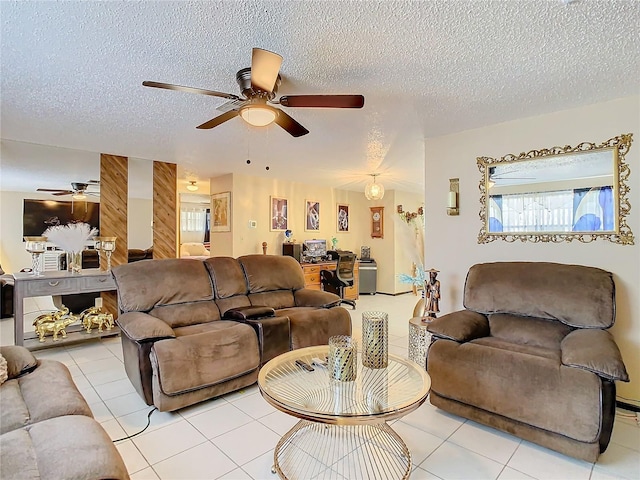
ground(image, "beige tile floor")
xmin=1 ymin=293 xmax=638 ymax=479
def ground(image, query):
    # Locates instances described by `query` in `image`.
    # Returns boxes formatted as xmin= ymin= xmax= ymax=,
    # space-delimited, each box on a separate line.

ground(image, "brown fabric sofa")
xmin=112 ymin=255 xmax=351 ymax=412
xmin=426 ymin=262 xmax=629 ymax=462
xmin=0 ymin=346 xmax=129 ymax=479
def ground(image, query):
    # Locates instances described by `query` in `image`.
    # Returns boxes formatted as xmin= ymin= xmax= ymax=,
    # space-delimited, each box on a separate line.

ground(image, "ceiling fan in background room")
xmin=37 ymin=181 xmax=100 ymax=199
xmin=488 ymin=167 xmax=535 ymax=187
xmin=143 ymin=48 xmax=365 ymax=137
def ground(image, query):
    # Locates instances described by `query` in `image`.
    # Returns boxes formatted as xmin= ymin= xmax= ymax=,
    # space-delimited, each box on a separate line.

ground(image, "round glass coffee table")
xmin=258 ymin=345 xmax=431 ymax=480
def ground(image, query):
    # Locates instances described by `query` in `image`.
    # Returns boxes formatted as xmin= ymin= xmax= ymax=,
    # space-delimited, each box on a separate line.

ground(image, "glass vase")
xmin=66 ymin=251 xmax=82 ymax=274
xmin=328 ymin=335 xmax=357 ymax=382
xmin=24 ymin=236 xmax=47 ymax=276
xmin=362 ymin=311 xmax=389 ymax=369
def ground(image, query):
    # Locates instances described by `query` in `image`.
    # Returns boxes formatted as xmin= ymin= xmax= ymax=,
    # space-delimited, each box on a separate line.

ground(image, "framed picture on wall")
xmin=337 ymin=204 xmax=349 ymax=232
xmin=305 ymin=200 xmax=320 ymax=231
xmin=270 ymin=196 xmax=288 ymax=231
xmin=211 ymin=192 xmax=231 ymax=232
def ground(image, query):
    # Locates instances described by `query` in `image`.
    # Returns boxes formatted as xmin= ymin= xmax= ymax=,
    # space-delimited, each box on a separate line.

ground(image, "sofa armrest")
xmin=0 ymin=345 xmax=38 ymax=379
xmin=294 ymin=288 xmax=341 ymax=308
xmin=235 ymin=315 xmax=291 ymax=365
xmin=223 ymin=306 xmax=275 ymax=320
xmin=561 ymin=329 xmax=629 ymax=382
xmin=116 ymin=311 xmax=175 ymax=343
xmin=427 ymin=310 xmax=489 ymax=343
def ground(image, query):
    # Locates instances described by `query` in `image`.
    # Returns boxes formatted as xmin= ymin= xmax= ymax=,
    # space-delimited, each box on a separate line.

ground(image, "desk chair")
xmin=321 ymin=252 xmax=356 ymax=309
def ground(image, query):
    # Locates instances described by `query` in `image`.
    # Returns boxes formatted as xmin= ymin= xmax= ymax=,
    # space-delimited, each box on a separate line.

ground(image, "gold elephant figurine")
xmin=35 ymin=316 xmax=76 ymax=342
xmin=33 ymin=305 xmax=70 ymax=326
xmin=80 ymin=307 xmax=114 ymax=333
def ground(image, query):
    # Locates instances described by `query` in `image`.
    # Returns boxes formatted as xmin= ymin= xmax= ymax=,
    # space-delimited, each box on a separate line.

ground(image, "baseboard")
xmin=617 ymin=400 xmax=640 ymax=413
xmin=373 ymin=291 xmax=414 ymax=296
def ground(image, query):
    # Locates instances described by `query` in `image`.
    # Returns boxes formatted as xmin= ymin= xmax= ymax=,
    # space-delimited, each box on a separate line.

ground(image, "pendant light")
xmin=364 ymin=173 xmax=385 ymax=200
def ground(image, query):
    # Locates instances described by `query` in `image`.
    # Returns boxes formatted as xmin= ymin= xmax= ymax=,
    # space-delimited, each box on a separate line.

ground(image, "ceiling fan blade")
xmin=143 ymin=81 xmax=241 ymax=101
xmin=37 ymin=188 xmax=68 ymax=193
xmin=273 ymin=109 xmax=309 ymax=137
xmin=53 ymin=191 xmax=72 ymax=196
xmin=278 ymin=95 xmax=365 ymax=108
xmin=196 ymin=110 xmax=240 ymax=129
xmin=251 ymin=48 xmax=283 ymax=92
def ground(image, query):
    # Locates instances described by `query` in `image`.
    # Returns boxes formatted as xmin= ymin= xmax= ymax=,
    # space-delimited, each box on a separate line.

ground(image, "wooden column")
xmin=153 ymin=161 xmax=177 ymax=259
xmin=99 ymin=154 xmax=128 ymax=316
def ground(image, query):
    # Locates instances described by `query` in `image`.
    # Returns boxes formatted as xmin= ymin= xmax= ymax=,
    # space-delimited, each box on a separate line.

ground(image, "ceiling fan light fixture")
xmin=186 ymin=181 xmax=199 ymax=192
xmin=72 ymin=192 xmax=87 ymax=200
xmin=239 ymin=104 xmax=277 ymax=127
xmin=364 ymin=174 xmax=385 ymax=200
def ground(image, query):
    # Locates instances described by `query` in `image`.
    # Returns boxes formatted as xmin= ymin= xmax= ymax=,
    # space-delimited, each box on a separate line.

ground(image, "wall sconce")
xmin=447 ymin=178 xmax=459 ymax=216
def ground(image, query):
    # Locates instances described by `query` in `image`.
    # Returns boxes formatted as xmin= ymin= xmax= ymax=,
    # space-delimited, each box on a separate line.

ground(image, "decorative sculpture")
xmin=33 ymin=305 xmax=70 ymax=327
xmin=424 ymin=269 xmax=441 ymax=319
xmin=35 ymin=317 xmax=76 ymax=342
xmin=80 ymin=306 xmax=114 ymax=333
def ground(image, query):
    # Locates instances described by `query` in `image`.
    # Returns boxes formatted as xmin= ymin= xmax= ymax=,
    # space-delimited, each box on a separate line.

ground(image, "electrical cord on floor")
xmin=112 ymin=407 xmax=157 ymax=443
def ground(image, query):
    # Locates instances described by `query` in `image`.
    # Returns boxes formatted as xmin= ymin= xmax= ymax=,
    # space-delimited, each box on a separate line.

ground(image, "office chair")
xmin=321 ymin=252 xmax=356 ymax=309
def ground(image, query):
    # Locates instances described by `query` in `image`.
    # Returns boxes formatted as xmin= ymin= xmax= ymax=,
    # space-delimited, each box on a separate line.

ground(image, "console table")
xmin=300 ymin=261 xmax=359 ymax=301
xmin=12 ymin=269 xmax=118 ymax=351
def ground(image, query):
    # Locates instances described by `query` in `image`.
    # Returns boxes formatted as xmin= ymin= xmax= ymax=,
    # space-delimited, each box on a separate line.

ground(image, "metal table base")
xmin=272 ymin=420 xmax=411 ymax=480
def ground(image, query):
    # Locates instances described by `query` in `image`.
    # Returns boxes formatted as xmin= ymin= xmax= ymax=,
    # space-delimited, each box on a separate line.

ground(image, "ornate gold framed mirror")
xmin=477 ymin=134 xmax=634 ymax=245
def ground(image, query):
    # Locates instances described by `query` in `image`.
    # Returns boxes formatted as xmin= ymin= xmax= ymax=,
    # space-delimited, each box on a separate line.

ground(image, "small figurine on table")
xmin=424 ymin=269 xmax=441 ymax=319
xmin=331 ymin=237 xmax=338 ymax=250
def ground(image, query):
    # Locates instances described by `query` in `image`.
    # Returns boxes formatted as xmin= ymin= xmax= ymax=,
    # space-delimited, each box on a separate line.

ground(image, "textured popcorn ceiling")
xmin=1 ymin=0 xmax=639 ymax=195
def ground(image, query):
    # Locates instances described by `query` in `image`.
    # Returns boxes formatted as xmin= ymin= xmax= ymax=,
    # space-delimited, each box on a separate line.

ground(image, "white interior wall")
xmin=424 ymin=95 xmax=640 ymax=399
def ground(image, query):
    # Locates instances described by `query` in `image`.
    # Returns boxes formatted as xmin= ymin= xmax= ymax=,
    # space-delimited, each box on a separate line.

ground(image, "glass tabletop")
xmin=258 ymin=345 xmax=431 ymax=425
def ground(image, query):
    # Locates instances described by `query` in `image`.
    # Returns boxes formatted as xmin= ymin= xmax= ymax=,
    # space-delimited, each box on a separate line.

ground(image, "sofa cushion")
xmin=249 ymin=290 xmax=296 ymax=310
xmin=0 ymin=360 xmax=92 ymax=435
xmin=0 ymin=346 xmax=38 ymax=379
xmin=238 ymin=255 xmax=305 ymax=292
xmin=427 ymin=310 xmax=489 ymax=343
xmin=149 ymin=301 xmax=221 ymax=329
xmin=562 ymin=329 xmax=629 ymax=381
xmin=488 ymin=314 xmax=572 ymax=350
xmin=428 ymin=338 xmax=602 ymax=443
xmin=464 ymin=262 xmax=615 ymax=328
xmin=112 ymin=258 xmax=214 ymax=313
xmin=276 ymin=307 xmax=352 ymax=350
xmin=0 ymin=415 xmax=129 ymax=480
xmin=205 ymin=257 xmax=248 ymax=298
xmin=151 ymin=321 xmax=259 ymax=395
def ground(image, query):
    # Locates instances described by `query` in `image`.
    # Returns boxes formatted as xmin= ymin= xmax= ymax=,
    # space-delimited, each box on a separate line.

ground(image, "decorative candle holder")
xmin=328 ymin=335 xmax=358 ymax=382
xmin=95 ymin=236 xmax=117 ymax=271
xmin=24 ymin=236 xmax=47 ymax=276
xmin=362 ymin=311 xmax=389 ymax=369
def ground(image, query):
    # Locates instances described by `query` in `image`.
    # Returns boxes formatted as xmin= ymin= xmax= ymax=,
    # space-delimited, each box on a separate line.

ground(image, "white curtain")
xmin=499 ymin=191 xmax=573 ymax=232
xmin=180 ymin=206 xmax=207 ymax=243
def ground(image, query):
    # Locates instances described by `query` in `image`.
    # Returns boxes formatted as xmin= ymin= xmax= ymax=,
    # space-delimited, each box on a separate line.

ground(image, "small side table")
xmin=408 ymin=316 xmax=433 ymax=369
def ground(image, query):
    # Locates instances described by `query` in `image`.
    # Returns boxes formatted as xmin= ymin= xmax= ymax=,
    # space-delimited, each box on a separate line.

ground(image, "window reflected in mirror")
xmin=478 ymin=134 xmax=634 ymax=244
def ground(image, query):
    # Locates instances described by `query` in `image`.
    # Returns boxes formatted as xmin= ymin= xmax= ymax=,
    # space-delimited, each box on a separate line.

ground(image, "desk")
xmin=300 ymin=261 xmax=359 ymax=301
xmin=12 ymin=269 xmax=118 ymax=351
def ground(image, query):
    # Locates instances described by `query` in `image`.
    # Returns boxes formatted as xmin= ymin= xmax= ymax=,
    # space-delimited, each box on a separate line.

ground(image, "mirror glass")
xmin=179 ymin=193 xmax=211 ymax=258
xmin=477 ymin=134 xmax=634 ymax=244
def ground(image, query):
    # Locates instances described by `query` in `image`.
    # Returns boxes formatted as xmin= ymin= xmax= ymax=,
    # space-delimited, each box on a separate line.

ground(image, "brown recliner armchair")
xmin=427 ymin=262 xmax=628 ymax=463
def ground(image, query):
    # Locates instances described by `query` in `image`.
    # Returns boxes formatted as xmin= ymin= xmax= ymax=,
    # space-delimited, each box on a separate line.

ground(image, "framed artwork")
xmin=270 ymin=196 xmax=288 ymax=231
xmin=370 ymin=206 xmax=384 ymax=238
xmin=305 ymin=200 xmax=320 ymax=231
xmin=211 ymin=192 xmax=231 ymax=232
xmin=337 ymin=204 xmax=350 ymax=232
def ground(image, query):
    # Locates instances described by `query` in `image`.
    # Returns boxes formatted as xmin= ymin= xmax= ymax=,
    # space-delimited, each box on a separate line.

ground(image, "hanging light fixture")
xmin=186 ymin=181 xmax=199 ymax=192
xmin=239 ymin=98 xmax=277 ymax=127
xmin=364 ymin=173 xmax=385 ymax=200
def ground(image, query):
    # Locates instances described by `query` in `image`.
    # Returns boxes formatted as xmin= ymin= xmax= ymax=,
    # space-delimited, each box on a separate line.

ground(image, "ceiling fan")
xmin=488 ymin=167 xmax=535 ymax=186
xmin=37 ymin=181 xmax=100 ymax=199
xmin=143 ymin=48 xmax=365 ymax=137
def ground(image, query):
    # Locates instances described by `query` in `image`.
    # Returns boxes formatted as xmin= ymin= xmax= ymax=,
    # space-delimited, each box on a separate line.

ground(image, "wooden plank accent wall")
xmin=153 ymin=161 xmax=178 ymax=259
xmin=100 ymin=153 xmax=128 ymax=316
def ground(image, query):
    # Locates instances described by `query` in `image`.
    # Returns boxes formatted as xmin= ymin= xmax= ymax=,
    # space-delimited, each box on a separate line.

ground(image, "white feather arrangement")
xmin=43 ymin=222 xmax=98 ymax=253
